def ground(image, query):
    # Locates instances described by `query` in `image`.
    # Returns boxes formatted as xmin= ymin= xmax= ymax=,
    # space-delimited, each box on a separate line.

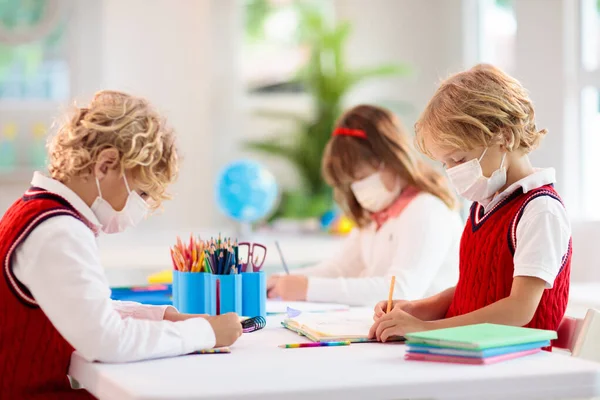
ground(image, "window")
xmin=579 ymin=0 xmax=600 ymax=218
xmin=0 ymin=1 xmax=69 ymax=100
xmin=242 ymin=0 xmax=332 ymax=93
xmin=477 ymin=0 xmax=516 ymax=73
xmin=0 ymin=1 xmax=70 ymax=174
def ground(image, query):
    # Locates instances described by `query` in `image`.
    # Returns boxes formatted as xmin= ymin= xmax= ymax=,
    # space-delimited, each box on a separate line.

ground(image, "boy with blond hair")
xmin=370 ymin=65 xmax=572 ymax=347
xmin=0 ymin=91 xmax=241 ymax=398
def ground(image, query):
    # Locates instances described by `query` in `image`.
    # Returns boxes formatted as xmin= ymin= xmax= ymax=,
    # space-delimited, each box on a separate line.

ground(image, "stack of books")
xmin=405 ymin=323 xmax=557 ymax=365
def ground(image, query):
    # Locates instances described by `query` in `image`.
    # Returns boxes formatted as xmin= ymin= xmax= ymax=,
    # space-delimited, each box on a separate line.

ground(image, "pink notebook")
xmin=405 ymin=349 xmax=541 ymax=365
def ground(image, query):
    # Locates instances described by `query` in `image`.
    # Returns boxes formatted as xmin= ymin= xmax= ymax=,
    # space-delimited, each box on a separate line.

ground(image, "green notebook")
xmin=405 ymin=323 xmax=557 ymax=350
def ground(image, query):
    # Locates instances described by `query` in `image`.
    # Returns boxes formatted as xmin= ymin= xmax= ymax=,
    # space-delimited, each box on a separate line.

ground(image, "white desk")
xmin=69 ymin=315 xmax=600 ymax=400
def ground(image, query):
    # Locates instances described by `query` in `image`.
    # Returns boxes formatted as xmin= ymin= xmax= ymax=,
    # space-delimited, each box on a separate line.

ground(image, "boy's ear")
xmin=94 ymin=148 xmax=120 ymax=180
xmin=499 ymin=128 xmax=514 ymax=151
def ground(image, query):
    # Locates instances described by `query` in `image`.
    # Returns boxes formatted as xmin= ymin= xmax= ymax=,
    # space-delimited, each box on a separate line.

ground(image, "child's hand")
xmin=266 ymin=275 xmax=308 ymax=301
xmin=206 ymin=313 xmax=243 ymax=347
xmin=373 ymin=300 xmax=413 ymax=320
xmin=368 ymin=309 xmax=428 ymax=342
xmin=266 ymin=275 xmax=280 ymax=294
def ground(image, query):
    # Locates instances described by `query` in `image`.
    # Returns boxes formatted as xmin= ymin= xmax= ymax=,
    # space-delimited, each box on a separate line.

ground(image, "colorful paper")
xmin=405 ymin=349 xmax=541 ymax=365
xmin=405 ymin=323 xmax=557 ymax=350
xmin=407 ymin=340 xmax=550 ymax=358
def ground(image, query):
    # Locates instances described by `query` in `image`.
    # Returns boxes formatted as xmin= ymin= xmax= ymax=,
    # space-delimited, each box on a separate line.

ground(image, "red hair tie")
xmin=332 ymin=127 xmax=367 ymax=140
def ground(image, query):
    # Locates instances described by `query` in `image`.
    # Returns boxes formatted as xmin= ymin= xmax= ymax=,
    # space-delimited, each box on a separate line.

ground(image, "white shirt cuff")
xmin=177 ymin=317 xmax=216 ymax=353
xmin=514 ymin=264 xmax=556 ymax=289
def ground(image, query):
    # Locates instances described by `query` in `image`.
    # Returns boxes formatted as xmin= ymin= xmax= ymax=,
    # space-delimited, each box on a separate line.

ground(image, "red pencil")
xmin=216 ymin=279 xmax=221 ymax=315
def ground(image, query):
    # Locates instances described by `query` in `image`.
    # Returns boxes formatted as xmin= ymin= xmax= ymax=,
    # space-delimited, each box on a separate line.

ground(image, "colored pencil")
xmin=279 ymin=341 xmax=351 ymax=349
xmin=196 ymin=347 xmax=231 ymax=354
xmin=170 ymin=235 xmax=245 ymax=275
xmin=387 ymin=275 xmax=396 ymax=313
xmin=170 ymin=248 xmax=178 ymax=270
xmin=274 ymin=241 xmax=290 ymax=275
xmin=216 ymin=278 xmax=221 ymax=315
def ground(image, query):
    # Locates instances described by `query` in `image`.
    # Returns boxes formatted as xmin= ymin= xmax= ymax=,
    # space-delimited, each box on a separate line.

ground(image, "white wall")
xmin=101 ymin=0 xmax=240 ymax=231
xmin=334 ymin=0 xmax=465 ymax=126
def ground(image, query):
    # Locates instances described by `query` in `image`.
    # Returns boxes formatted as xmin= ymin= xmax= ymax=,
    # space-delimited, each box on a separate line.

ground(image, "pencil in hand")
xmin=386 ymin=275 xmax=396 ymax=313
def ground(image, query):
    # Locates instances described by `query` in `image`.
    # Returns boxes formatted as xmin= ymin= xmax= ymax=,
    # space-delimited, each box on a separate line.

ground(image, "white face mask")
xmin=446 ymin=147 xmax=507 ymax=205
xmin=91 ymin=175 xmax=149 ymax=234
xmin=351 ymin=171 xmax=401 ymax=213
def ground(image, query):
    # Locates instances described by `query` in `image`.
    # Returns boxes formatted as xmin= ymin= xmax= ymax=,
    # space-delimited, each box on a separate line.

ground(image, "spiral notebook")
xmin=282 ymin=309 xmax=404 ymax=343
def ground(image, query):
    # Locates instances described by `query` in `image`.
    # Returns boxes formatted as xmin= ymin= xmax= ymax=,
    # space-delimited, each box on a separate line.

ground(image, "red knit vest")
xmin=446 ymin=185 xmax=571 ymax=343
xmin=0 ymin=188 xmax=95 ymax=399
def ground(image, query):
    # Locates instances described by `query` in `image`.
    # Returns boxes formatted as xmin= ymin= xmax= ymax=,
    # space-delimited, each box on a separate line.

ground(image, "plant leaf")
xmin=251 ymin=109 xmax=308 ymax=126
xmin=244 ymin=140 xmax=297 ymax=160
xmin=347 ymin=63 xmax=411 ymax=86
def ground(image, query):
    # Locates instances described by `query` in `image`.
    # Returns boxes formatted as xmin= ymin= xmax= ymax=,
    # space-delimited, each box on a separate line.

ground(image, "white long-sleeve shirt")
xmin=296 ymin=193 xmax=464 ymax=306
xmin=11 ymin=172 xmax=216 ymax=363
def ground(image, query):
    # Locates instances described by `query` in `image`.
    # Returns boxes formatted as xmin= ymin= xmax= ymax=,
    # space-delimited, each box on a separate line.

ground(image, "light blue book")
xmin=407 ymin=340 xmax=550 ymax=358
xmin=405 ymin=323 xmax=557 ymax=350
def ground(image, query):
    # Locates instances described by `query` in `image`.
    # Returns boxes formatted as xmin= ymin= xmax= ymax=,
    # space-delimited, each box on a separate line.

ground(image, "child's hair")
xmin=415 ymin=64 xmax=547 ymax=157
xmin=322 ymin=104 xmax=456 ymax=227
xmin=48 ymin=90 xmax=178 ymax=210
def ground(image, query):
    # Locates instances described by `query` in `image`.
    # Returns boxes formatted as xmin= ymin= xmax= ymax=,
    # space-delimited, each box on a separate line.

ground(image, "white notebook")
xmin=281 ymin=309 xmax=403 ymax=342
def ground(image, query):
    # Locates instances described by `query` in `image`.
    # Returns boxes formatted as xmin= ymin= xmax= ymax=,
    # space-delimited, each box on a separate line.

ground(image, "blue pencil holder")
xmin=241 ymin=272 xmax=266 ymax=318
xmin=172 ymin=272 xmax=179 ymax=310
xmin=215 ymin=274 xmax=242 ymax=315
xmin=174 ymin=271 xmax=216 ymax=315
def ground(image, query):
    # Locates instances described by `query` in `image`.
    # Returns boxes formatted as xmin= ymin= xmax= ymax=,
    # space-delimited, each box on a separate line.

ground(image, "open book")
xmin=282 ymin=309 xmax=404 ymax=343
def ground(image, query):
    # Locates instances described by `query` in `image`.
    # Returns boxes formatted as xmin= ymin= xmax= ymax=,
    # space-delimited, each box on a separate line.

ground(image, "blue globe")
xmin=215 ymin=160 xmax=279 ymax=223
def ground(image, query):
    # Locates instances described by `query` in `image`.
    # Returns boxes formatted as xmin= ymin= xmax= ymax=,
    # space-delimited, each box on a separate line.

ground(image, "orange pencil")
xmin=173 ymin=246 xmax=187 ymax=272
xmin=173 ymin=247 xmax=184 ymax=271
xmin=386 ymin=276 xmax=396 ymax=313
xmin=191 ymin=244 xmax=198 ymax=272
xmin=170 ymin=248 xmax=178 ymax=271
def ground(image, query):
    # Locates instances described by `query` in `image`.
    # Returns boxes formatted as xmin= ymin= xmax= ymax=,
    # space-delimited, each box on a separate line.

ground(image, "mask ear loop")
xmin=492 ymin=152 xmax=508 ymax=199
xmin=477 ymin=147 xmax=489 ymax=162
xmin=95 ymin=177 xmax=103 ymax=198
xmin=499 ymin=152 xmax=507 ymax=169
xmin=123 ymin=175 xmax=132 ymax=195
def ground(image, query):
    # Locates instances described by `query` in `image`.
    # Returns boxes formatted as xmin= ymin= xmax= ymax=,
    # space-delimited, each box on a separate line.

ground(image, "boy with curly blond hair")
xmin=0 ymin=91 xmax=241 ymax=399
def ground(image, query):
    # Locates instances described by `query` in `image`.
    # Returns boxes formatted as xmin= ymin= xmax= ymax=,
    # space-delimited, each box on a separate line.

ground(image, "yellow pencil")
xmin=191 ymin=245 xmax=197 ymax=272
xmin=386 ymin=275 xmax=396 ymax=313
xmin=198 ymin=252 xmax=205 ymax=273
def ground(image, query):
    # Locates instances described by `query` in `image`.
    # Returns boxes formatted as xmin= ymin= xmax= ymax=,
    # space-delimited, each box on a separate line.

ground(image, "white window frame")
xmin=462 ymin=0 xmax=597 ymax=219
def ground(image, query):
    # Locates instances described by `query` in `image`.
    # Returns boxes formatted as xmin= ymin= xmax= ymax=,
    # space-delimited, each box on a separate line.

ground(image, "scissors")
xmin=238 ymin=242 xmax=267 ymax=272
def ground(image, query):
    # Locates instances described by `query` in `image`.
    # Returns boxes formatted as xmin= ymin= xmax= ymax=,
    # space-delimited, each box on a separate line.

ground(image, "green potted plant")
xmin=246 ymin=2 xmax=410 ymax=222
